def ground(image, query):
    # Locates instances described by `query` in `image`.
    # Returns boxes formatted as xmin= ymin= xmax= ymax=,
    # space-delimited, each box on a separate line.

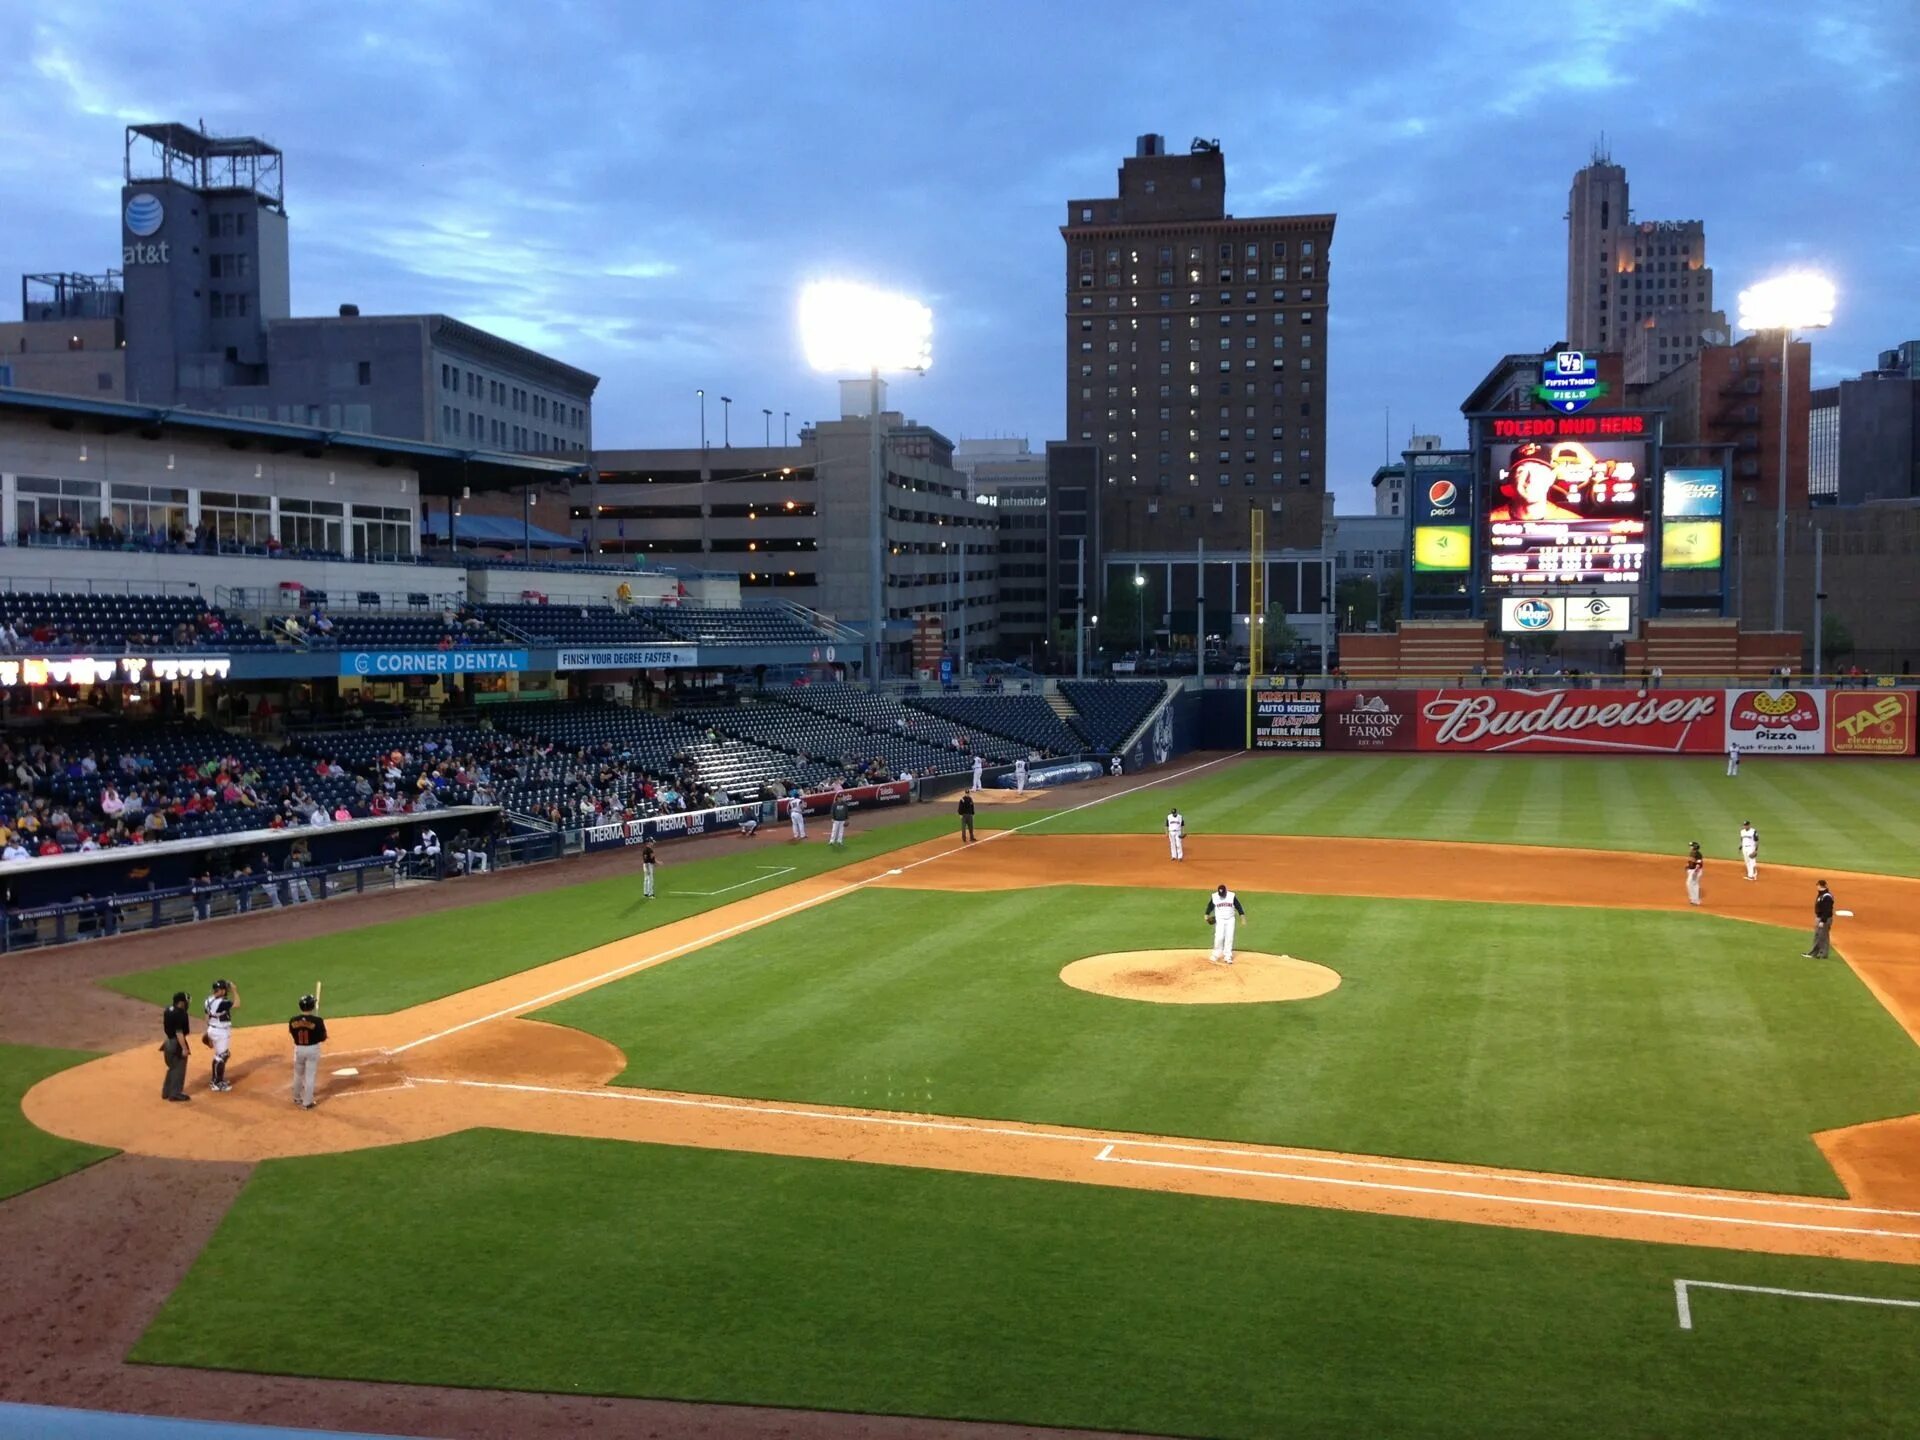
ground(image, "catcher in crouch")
xmin=1204 ymin=883 xmax=1245 ymax=965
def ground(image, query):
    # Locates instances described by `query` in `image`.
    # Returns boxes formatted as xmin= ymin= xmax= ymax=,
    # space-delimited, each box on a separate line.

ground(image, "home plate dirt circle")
xmin=1060 ymin=949 xmax=1341 ymax=1005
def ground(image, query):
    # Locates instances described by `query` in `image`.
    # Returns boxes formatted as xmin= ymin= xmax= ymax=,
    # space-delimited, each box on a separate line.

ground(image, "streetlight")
xmin=782 ymin=410 xmax=790 ymax=446
xmin=1737 ymin=272 xmax=1835 ymax=633
xmin=720 ymin=396 xmax=733 ymax=447
xmin=697 ymin=389 xmax=707 ymax=451
xmin=1134 ymin=570 xmax=1146 ymax=656
xmin=762 ymin=407 xmax=772 ymax=446
xmin=799 ymin=279 xmax=934 ymax=685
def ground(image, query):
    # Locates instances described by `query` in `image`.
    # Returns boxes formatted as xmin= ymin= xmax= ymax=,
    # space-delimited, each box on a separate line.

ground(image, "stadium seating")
xmin=903 ymin=693 xmax=1084 ymax=757
xmin=638 ymin=607 xmax=832 ymax=646
xmin=769 ymin=685 xmax=1023 ymax=764
xmin=0 ymin=592 xmax=268 ymax=651
xmin=1060 ymin=680 xmax=1165 ymax=751
xmin=480 ymin=604 xmax=679 ymax=646
xmin=681 ymin=701 xmax=967 ymax=780
xmin=297 ymin=615 xmax=514 ymax=650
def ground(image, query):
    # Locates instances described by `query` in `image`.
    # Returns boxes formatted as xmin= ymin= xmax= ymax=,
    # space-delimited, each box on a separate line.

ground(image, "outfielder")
xmin=1685 ymin=842 xmax=1704 ymax=907
xmin=1014 ymin=756 xmax=1028 ymax=792
xmin=1204 ymin=882 xmax=1245 ymax=964
xmin=1726 ymin=742 xmax=1741 ymax=778
xmin=1166 ymin=807 xmax=1185 ymax=861
xmin=971 ymin=754 xmax=983 ymax=792
xmin=203 ymin=978 xmax=237 ymax=1091
xmin=789 ymin=793 xmax=808 ymax=841
xmin=1739 ymin=821 xmax=1759 ymax=881
xmin=641 ymin=839 xmax=657 ymax=899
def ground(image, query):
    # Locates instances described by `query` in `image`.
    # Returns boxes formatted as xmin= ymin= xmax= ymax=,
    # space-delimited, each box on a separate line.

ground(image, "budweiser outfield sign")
xmin=1416 ymin=688 xmax=1724 ymax=754
xmin=1725 ymin=689 xmax=1826 ymax=755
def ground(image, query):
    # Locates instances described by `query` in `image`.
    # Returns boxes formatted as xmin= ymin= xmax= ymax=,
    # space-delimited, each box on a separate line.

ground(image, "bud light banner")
xmin=1415 ymin=688 xmax=1724 ymax=754
xmin=1725 ymin=689 xmax=1825 ymax=755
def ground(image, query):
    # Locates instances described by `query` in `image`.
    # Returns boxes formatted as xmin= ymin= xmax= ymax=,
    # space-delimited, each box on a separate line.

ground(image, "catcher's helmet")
xmin=212 ymin=978 xmax=230 ymax=991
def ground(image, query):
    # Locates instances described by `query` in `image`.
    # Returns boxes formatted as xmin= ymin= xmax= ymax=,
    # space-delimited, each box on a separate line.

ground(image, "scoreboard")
xmin=1485 ymin=437 xmax=1650 ymax=587
xmin=1252 ymin=689 xmax=1324 ymax=750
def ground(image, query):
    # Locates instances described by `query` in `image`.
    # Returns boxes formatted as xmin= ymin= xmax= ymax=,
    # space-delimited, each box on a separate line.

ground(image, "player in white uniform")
xmin=1685 ymin=843 xmax=1704 ymax=906
xmin=1204 ymin=883 xmax=1245 ymax=964
xmin=1726 ymin=742 xmax=1741 ymax=778
xmin=971 ymin=754 xmax=983 ymax=792
xmin=789 ymin=792 xmax=808 ymax=840
xmin=202 ymin=978 xmax=237 ymax=1092
xmin=1166 ymin=807 xmax=1185 ymax=860
xmin=1014 ymin=757 xmax=1028 ymax=792
xmin=1739 ymin=821 xmax=1759 ymax=881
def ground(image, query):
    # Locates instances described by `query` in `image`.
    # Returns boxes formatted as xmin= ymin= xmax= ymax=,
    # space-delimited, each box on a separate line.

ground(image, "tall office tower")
xmin=1063 ymin=135 xmax=1335 ymax=557
xmin=1566 ymin=144 xmax=1725 ymax=383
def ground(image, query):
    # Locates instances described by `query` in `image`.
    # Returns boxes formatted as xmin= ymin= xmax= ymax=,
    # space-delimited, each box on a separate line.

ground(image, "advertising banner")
xmin=556 ymin=646 xmax=698 ymax=670
xmin=1661 ymin=467 xmax=1725 ymax=572
xmin=1412 ymin=525 xmax=1472 ymax=572
xmin=339 ymin=649 xmax=528 ymax=678
xmin=1724 ymin=689 xmax=1826 ymax=755
xmin=1416 ymin=688 xmax=1723 ymax=754
xmin=1252 ymin=689 xmax=1324 ymax=750
xmin=1324 ymin=690 xmax=1418 ymax=750
xmin=1829 ymin=691 xmax=1917 ymax=756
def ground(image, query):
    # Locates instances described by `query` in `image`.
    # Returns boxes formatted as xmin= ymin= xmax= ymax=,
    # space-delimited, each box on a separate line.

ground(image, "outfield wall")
xmin=1202 ymin=687 xmax=1916 ymax=756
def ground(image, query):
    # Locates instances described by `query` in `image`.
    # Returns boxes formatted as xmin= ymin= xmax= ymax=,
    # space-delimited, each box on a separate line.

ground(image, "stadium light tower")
xmin=799 ymin=280 xmax=934 ymax=684
xmin=1736 ymin=272 xmax=1835 ymax=634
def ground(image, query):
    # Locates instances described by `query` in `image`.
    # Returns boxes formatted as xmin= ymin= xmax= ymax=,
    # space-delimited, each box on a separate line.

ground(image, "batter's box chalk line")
xmin=1673 ymin=1278 xmax=1920 ymax=1331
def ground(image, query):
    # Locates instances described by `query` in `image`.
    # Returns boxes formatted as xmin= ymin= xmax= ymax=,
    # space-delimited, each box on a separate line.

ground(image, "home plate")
xmin=334 ymin=1067 xmax=360 ymax=1077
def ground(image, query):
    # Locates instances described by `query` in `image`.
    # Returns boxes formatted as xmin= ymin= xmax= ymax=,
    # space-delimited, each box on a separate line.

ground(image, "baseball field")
xmin=15 ymin=753 xmax=1920 ymax=1438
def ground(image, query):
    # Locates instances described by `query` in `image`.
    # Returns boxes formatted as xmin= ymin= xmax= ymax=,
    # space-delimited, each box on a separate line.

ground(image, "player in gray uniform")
xmin=288 ymin=994 xmax=328 ymax=1110
xmin=829 ymin=792 xmax=851 ymax=847
xmin=203 ymin=978 xmax=238 ymax=1092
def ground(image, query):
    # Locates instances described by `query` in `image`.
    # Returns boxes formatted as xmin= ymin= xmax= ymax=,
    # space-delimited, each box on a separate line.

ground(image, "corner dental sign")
xmin=123 ymin=193 xmax=170 ymax=266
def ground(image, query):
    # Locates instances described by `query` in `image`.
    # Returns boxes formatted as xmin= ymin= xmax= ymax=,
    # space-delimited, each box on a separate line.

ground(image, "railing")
xmin=0 ymin=574 xmax=205 ymax=597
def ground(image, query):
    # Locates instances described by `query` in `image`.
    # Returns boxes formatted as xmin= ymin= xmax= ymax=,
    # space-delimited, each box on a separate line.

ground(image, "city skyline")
xmin=1 ymin=0 xmax=1912 ymax=511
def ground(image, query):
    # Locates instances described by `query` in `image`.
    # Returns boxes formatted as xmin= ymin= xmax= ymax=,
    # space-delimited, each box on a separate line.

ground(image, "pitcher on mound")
xmin=1204 ymin=883 xmax=1245 ymax=964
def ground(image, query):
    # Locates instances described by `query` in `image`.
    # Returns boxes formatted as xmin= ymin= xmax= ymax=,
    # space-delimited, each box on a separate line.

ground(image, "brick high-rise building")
xmin=1062 ymin=134 xmax=1335 ymax=568
xmin=1565 ymin=147 xmax=1725 ymax=384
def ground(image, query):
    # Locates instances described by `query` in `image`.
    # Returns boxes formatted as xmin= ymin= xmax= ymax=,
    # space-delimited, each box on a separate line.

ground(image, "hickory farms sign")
xmin=1324 ymin=690 xmax=1417 ymax=750
xmin=1829 ymin=691 xmax=1917 ymax=756
xmin=1417 ymin=688 xmax=1723 ymax=754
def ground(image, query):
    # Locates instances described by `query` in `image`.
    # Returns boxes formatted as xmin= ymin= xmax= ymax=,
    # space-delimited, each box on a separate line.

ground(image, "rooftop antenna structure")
xmin=1591 ymin=132 xmax=1611 ymax=166
xmin=125 ymin=122 xmax=284 ymax=212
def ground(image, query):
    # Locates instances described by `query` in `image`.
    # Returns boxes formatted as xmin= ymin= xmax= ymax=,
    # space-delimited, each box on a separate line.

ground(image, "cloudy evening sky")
xmin=2 ymin=0 xmax=1914 ymax=510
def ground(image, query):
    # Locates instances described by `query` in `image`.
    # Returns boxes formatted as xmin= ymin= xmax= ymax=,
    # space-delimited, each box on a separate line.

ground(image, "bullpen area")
xmin=10 ymin=754 xmax=1920 ymax=1439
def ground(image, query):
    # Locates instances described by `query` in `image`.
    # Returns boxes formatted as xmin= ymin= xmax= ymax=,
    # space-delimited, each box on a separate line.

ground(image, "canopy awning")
xmin=420 ymin=512 xmax=584 ymax=550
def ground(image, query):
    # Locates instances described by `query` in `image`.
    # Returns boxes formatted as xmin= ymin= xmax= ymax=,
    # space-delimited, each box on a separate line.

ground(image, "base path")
xmin=26 ymin=830 xmax=1920 ymax=1264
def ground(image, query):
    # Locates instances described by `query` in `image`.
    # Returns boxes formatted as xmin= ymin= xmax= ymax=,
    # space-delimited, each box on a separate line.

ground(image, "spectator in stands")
xmin=144 ymin=809 xmax=168 ymax=837
xmin=99 ymin=783 xmax=125 ymax=818
xmin=1 ymin=838 xmax=28 ymax=862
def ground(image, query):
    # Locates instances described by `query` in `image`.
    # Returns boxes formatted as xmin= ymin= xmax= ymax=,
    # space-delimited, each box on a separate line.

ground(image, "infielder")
xmin=1014 ymin=756 xmax=1028 ymax=792
xmin=971 ymin=754 xmax=983 ymax=792
xmin=1204 ymin=882 xmax=1245 ymax=964
xmin=203 ymin=978 xmax=238 ymax=1092
xmin=288 ymin=993 xmax=327 ymax=1110
xmin=789 ymin=793 xmax=808 ymax=840
xmin=641 ymin=839 xmax=657 ymax=899
xmin=1685 ymin=842 xmax=1704 ymax=907
xmin=1726 ymin=742 xmax=1741 ymax=778
xmin=1739 ymin=821 xmax=1759 ymax=881
xmin=1166 ymin=807 xmax=1185 ymax=861
xmin=829 ymin=792 xmax=850 ymax=847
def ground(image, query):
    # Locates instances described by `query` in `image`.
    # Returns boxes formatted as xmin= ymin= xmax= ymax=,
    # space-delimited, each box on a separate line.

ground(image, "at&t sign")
xmin=122 ymin=192 xmax=171 ymax=267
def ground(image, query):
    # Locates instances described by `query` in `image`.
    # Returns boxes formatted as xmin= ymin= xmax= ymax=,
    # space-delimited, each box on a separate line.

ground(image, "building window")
xmin=357 ymin=360 xmax=372 ymax=386
xmin=352 ymin=504 xmax=415 ymax=560
xmin=107 ymin=482 xmax=188 ymax=540
xmin=200 ymin=490 xmax=273 ymax=548
xmin=280 ymin=497 xmax=345 ymax=554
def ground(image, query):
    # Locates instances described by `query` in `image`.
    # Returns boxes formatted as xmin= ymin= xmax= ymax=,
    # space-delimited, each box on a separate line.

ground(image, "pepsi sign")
xmin=1413 ymin=466 xmax=1471 ymax=522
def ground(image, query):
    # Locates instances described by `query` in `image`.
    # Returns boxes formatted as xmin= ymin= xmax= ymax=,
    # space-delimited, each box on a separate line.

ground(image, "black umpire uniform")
xmin=957 ymin=792 xmax=976 ymax=843
xmin=160 ymin=992 xmax=192 ymax=1101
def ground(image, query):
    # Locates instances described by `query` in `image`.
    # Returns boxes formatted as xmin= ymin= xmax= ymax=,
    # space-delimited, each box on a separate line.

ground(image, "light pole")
xmin=1075 ymin=535 xmax=1087 ymax=680
xmin=762 ymin=408 xmax=772 ymax=447
xmin=782 ymin=410 xmax=791 ymax=446
xmin=1134 ymin=570 xmax=1146 ymax=656
xmin=800 ymin=280 xmax=934 ymax=686
xmin=1737 ymin=272 xmax=1834 ymax=633
xmin=720 ymin=396 xmax=733 ymax=448
xmin=697 ymin=389 xmax=707 ymax=451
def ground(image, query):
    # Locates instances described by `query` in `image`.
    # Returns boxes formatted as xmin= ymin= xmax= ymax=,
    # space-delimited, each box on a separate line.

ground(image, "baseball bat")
xmin=314 ymin=980 xmax=323 ymax=1009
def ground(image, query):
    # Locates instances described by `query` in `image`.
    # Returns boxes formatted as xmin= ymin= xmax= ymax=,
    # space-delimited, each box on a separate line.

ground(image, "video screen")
xmin=1486 ymin=439 xmax=1649 ymax=586
xmin=1412 ymin=525 xmax=1471 ymax=572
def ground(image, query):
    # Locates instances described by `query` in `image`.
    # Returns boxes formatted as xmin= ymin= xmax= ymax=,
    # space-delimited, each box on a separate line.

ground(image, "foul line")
xmin=407 ymin=1077 xmax=1920 ymax=1243
xmin=389 ymin=753 xmax=1238 ymax=1057
xmin=1673 ymin=1278 xmax=1920 ymax=1331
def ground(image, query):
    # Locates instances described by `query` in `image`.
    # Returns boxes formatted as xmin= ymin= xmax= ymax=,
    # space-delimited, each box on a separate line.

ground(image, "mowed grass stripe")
xmin=0 ymin=1044 xmax=117 ymax=1199
xmin=539 ymin=888 xmax=1920 ymax=1194
xmin=1035 ymin=756 xmax=1920 ymax=876
xmin=132 ymin=1129 xmax=1920 ymax=1439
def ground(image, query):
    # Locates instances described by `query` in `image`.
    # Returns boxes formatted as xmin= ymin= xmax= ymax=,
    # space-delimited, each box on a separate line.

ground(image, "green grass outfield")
xmin=0 ymin=1044 xmax=116 ymax=1199
xmin=103 ymin=814 xmax=961 ymax=1017
xmin=539 ymin=888 xmax=1920 ymax=1195
xmin=133 ymin=1129 xmax=1920 ymax=1440
xmin=1039 ymin=755 xmax=1920 ymax=876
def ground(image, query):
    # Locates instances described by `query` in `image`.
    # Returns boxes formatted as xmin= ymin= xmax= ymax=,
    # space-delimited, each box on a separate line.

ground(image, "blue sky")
xmin=2 ymin=1 xmax=1913 ymax=510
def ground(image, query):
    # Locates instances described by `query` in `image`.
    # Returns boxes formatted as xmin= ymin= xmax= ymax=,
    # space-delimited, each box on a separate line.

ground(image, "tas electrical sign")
xmin=1535 ymin=350 xmax=1606 ymax=414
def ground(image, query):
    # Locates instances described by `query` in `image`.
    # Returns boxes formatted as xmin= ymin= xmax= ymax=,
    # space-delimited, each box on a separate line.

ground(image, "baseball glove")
xmin=1206 ymin=913 xmax=1215 ymax=925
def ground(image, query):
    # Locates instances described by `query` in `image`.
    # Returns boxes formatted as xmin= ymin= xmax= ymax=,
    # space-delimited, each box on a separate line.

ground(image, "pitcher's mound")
xmin=1060 ymin=950 xmax=1341 ymax=1005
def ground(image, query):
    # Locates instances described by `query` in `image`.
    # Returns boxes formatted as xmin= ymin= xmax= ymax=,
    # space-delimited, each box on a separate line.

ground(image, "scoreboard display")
xmin=1486 ymin=438 xmax=1649 ymax=586
xmin=1252 ymin=689 xmax=1323 ymax=750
